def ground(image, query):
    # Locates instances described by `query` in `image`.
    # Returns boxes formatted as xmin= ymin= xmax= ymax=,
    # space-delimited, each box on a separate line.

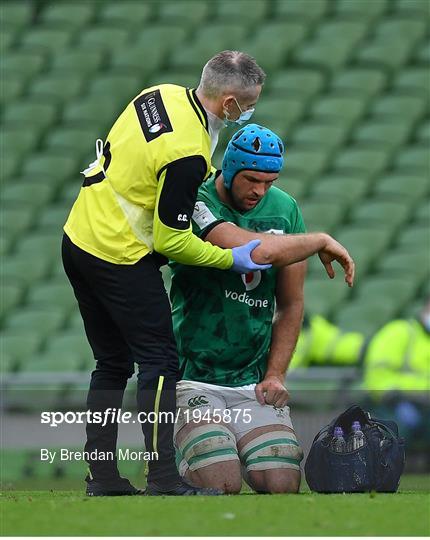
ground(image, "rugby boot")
xmin=85 ymin=475 xmax=143 ymax=496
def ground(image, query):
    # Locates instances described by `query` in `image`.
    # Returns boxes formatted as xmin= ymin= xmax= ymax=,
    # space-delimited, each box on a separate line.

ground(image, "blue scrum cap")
xmin=221 ymin=123 xmax=285 ymax=189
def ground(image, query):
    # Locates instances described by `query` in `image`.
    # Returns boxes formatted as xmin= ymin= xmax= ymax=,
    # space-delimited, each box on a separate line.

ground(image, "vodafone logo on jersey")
xmin=241 ymin=271 xmax=261 ymax=291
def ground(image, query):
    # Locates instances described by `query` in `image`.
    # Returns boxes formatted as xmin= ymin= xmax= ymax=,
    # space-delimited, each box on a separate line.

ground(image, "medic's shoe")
xmin=85 ymin=475 xmax=143 ymax=496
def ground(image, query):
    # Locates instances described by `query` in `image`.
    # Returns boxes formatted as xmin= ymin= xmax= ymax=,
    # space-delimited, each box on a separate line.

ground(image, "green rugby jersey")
xmin=170 ymin=173 xmax=306 ymax=387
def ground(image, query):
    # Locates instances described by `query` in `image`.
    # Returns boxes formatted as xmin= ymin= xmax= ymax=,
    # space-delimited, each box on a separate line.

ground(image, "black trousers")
xmin=62 ymin=233 xmax=179 ymax=483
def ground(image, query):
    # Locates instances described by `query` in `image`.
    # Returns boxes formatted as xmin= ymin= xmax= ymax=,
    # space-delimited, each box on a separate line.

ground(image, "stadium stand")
xmin=0 ymin=0 xmax=429 ymax=386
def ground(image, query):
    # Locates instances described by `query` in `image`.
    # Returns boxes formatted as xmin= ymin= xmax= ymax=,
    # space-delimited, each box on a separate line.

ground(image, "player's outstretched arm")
xmin=205 ymin=223 xmax=355 ymax=286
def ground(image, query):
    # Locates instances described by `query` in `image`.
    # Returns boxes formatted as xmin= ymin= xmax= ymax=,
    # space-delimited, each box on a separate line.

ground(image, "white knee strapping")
xmin=178 ymin=424 xmax=238 ymax=471
xmin=239 ymin=431 xmax=304 ymax=471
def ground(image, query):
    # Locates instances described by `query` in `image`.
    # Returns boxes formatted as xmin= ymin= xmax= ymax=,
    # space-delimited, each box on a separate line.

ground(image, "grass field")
xmin=1 ymin=475 xmax=429 ymax=536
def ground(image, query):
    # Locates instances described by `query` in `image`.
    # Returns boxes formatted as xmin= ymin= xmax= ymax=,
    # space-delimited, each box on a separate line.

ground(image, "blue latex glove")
xmin=231 ymin=239 xmax=272 ymax=273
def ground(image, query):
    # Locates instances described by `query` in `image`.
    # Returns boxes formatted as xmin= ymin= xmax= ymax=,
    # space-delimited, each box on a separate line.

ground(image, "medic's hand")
xmin=255 ymin=375 xmax=289 ymax=408
xmin=231 ymin=239 xmax=271 ymax=274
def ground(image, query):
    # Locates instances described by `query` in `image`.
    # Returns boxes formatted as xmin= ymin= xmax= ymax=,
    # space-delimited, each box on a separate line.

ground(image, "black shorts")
xmin=61 ymin=233 xmax=178 ymax=382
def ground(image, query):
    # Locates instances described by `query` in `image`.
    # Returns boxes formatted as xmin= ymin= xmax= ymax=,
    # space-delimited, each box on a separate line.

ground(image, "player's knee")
xmin=177 ymin=424 xmax=240 ymax=491
xmin=264 ymin=470 xmax=301 ymax=494
xmin=239 ymin=430 xmax=303 ymax=491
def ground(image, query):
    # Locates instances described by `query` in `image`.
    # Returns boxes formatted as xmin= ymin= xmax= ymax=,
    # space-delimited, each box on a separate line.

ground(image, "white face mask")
xmin=223 ymin=97 xmax=255 ymax=127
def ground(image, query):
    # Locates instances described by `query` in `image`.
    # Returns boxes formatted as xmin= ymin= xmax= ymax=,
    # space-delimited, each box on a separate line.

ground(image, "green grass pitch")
xmin=1 ymin=475 xmax=429 ymax=536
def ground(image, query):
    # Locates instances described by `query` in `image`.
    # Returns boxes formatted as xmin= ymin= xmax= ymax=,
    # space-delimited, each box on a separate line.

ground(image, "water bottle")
xmin=330 ymin=426 xmax=346 ymax=453
xmin=347 ymin=421 xmax=365 ymax=451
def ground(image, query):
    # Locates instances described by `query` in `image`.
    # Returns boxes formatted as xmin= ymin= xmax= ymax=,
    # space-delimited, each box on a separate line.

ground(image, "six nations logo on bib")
xmin=241 ymin=270 xmax=261 ymax=291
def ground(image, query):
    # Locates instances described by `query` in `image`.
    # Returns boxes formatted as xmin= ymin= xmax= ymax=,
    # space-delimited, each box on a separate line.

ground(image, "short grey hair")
xmin=198 ymin=50 xmax=266 ymax=99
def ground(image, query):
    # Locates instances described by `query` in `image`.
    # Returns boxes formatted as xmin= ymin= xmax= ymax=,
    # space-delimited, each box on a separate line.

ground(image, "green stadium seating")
xmin=394 ymin=68 xmax=430 ymax=96
xmin=1 ymin=179 xmax=55 ymax=210
xmin=50 ymin=50 xmax=105 ymax=75
xmin=46 ymin=331 xmax=92 ymax=369
xmin=0 ymin=2 xmax=33 ymax=29
xmin=0 ymin=27 xmax=17 ymax=51
xmin=280 ymin=148 xmax=331 ymax=182
xmin=376 ymin=17 xmax=428 ymax=47
xmin=415 ymin=41 xmax=430 ymax=64
xmin=309 ymin=174 xmax=370 ymax=208
xmin=0 ymin=231 xmax=13 ymax=257
xmin=331 ymin=68 xmax=387 ymax=100
xmin=394 ymin=0 xmax=430 ymax=15
xmin=18 ymin=27 xmax=75 ymax=52
xmin=15 ymin=230 xmax=63 ymax=261
xmin=88 ymin=73 xmax=143 ymax=103
xmin=376 ymin=251 xmax=429 ymax=284
xmin=158 ymin=1 xmax=210 ymax=28
xmin=396 ymin=224 xmax=429 ymax=249
xmin=373 ymin=174 xmax=429 ymax=204
xmin=37 ymin=205 xmax=72 ymax=230
xmin=0 ymin=126 xmax=40 ymax=156
xmin=68 ymin=310 xmax=86 ymax=332
xmin=292 ymin=123 xmax=349 ymax=152
xmin=316 ymin=20 xmax=369 ymax=50
xmin=28 ymin=74 xmax=85 ymax=105
xmin=26 ymin=280 xmax=76 ymax=315
xmin=169 ymin=24 xmax=249 ymax=71
xmin=59 ymin=183 xmax=81 ymax=206
xmin=395 ymin=146 xmax=429 ymax=170
xmin=304 ymin=274 xmax=352 ymax=318
xmin=276 ymin=172 xmax=309 ymax=199
xmin=5 ymin=307 xmax=67 ymax=339
xmin=332 ymin=147 xmax=391 ymax=180
xmin=62 ymin=96 xmax=121 ymax=131
xmin=40 ymin=2 xmax=97 ymax=28
xmin=110 ymin=46 xmax=164 ymax=81
xmin=21 ymin=154 xmax=78 ymax=190
xmin=133 ymin=25 xmax=187 ymax=58
xmin=0 ymin=77 xmax=25 ymax=104
xmin=2 ymin=102 xmax=58 ymax=133
xmin=300 ymin=199 xmax=346 ymax=232
xmin=371 ymin=95 xmax=427 ymax=124
xmin=0 ymin=155 xmax=21 ymax=179
xmin=335 ymin=0 xmax=388 ymax=21
xmin=77 ymin=27 xmax=131 ymax=51
xmin=1 ymin=51 xmax=47 ymax=79
xmin=44 ymin=126 xmax=101 ymax=160
xmin=23 ymin=351 xmax=82 ymax=372
xmin=147 ymin=71 xmax=198 ymax=89
xmin=334 ymin=300 xmax=398 ymax=336
xmin=244 ymin=22 xmax=308 ymax=71
xmin=293 ymin=40 xmax=352 ymax=74
xmin=0 ymin=256 xmax=52 ymax=288
xmin=1 ymin=332 xmax=44 ymax=366
xmin=274 ymin=0 xmax=329 ymax=24
xmin=0 ymin=207 xmax=36 ymax=242
xmin=334 ymin=226 xmax=393 ymax=276
xmin=0 ymin=351 xmax=18 ymax=374
xmin=415 ymin=200 xmax=430 ymax=223
xmin=351 ymin=201 xmax=412 ymax=233
xmin=416 ymin=120 xmax=430 ymax=144
xmin=214 ymin=0 xmax=268 ymax=24
xmin=352 ymin=121 xmax=412 ymax=153
xmin=0 ymin=283 xmax=24 ymax=320
xmin=355 ymin=276 xmax=419 ymax=313
xmin=355 ymin=38 xmax=413 ymax=71
xmin=269 ymin=69 xmax=326 ymax=101
xmin=99 ymin=2 xmax=152 ymax=27
xmin=254 ymin=96 xmax=307 ymax=132
xmin=311 ymin=96 xmax=368 ymax=130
